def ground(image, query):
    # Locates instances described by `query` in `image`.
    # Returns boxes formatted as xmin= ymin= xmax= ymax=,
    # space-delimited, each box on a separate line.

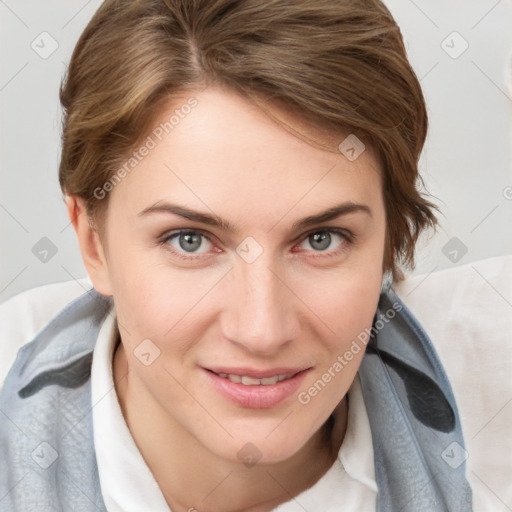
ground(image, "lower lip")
xmin=203 ymin=369 xmax=309 ymax=409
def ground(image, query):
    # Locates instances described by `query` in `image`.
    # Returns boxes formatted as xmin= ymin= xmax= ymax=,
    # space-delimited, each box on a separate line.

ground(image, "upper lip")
xmin=205 ymin=366 xmax=311 ymax=379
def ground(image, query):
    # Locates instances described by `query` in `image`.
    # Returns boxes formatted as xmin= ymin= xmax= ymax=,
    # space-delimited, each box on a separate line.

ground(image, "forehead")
xmin=108 ymin=86 xmax=383 ymax=226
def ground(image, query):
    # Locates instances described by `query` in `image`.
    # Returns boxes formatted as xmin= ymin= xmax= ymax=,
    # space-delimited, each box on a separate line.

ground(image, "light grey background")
xmin=1 ymin=0 xmax=511 ymax=303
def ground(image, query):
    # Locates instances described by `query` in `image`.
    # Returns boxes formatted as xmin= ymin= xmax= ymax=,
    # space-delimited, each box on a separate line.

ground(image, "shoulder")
xmin=0 ymin=278 xmax=93 ymax=388
xmin=395 ymin=255 xmax=512 ymax=510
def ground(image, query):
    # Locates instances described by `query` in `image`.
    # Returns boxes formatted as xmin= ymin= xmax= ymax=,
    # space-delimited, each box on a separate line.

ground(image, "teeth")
xmin=217 ymin=372 xmax=295 ymax=385
xmin=241 ymin=376 xmax=261 ymax=385
xmin=261 ymin=376 xmax=280 ymax=385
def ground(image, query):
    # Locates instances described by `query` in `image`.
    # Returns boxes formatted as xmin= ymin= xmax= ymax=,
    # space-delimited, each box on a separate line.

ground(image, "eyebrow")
xmin=138 ymin=201 xmax=371 ymax=232
xmin=291 ymin=202 xmax=372 ymax=231
xmin=139 ymin=203 xmax=236 ymax=231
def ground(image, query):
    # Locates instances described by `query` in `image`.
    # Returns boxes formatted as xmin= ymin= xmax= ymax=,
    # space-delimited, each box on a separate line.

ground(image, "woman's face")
xmin=98 ymin=86 xmax=386 ymax=464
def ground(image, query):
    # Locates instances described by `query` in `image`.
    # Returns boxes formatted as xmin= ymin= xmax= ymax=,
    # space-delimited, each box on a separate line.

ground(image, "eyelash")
xmin=157 ymin=228 xmax=355 ymax=262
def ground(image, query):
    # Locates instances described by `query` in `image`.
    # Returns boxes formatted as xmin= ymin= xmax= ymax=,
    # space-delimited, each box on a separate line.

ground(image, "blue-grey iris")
xmin=309 ymin=232 xmax=331 ymax=251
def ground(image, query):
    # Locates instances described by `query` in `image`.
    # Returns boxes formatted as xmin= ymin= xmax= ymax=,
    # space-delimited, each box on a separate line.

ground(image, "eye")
xmin=297 ymin=229 xmax=350 ymax=253
xmin=164 ymin=230 xmax=214 ymax=254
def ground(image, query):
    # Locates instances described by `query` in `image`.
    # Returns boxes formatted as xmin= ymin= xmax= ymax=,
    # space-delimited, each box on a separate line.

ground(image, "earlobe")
xmin=65 ymin=195 xmax=113 ymax=297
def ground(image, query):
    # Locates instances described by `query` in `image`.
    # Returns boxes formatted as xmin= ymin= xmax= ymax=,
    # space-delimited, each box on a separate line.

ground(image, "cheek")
xmin=301 ymin=243 xmax=383 ymax=342
xmin=294 ymin=248 xmax=383 ymax=400
xmin=318 ymin=278 xmax=380 ymax=355
xmin=295 ymin=277 xmax=380 ymax=418
xmin=108 ymin=248 xmax=225 ymax=355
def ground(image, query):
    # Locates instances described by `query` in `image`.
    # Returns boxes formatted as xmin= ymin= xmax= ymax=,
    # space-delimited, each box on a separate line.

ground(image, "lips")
xmin=203 ymin=366 xmax=311 ymax=409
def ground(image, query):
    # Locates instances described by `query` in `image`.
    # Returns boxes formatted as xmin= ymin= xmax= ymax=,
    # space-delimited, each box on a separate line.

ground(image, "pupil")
xmin=310 ymin=232 xmax=331 ymax=251
xmin=179 ymin=233 xmax=202 ymax=252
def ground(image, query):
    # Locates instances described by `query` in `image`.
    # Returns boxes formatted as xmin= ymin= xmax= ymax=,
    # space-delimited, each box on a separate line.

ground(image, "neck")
xmin=113 ymin=342 xmax=348 ymax=512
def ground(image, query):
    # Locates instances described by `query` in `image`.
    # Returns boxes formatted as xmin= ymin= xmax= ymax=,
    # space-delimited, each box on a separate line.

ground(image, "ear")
xmin=65 ymin=195 xmax=113 ymax=297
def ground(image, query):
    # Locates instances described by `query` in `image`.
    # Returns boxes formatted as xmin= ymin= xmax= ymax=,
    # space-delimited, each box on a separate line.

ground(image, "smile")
xmin=203 ymin=367 xmax=311 ymax=409
xmin=215 ymin=372 xmax=296 ymax=385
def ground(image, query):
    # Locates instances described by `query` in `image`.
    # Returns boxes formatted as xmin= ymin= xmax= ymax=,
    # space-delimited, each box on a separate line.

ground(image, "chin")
xmin=202 ymin=419 xmax=321 ymax=467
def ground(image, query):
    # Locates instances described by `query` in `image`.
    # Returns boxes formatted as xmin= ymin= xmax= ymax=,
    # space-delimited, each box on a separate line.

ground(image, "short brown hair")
xmin=59 ymin=0 xmax=437 ymax=281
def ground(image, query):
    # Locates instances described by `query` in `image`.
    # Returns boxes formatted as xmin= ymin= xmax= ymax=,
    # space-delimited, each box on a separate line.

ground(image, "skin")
xmin=67 ymin=85 xmax=386 ymax=511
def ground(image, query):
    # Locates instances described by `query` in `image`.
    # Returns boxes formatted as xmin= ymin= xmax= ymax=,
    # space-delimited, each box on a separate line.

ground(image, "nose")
xmin=220 ymin=257 xmax=300 ymax=357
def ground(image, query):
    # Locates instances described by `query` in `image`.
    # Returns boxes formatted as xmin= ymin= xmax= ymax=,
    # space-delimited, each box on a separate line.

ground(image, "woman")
xmin=0 ymin=0 xmax=477 ymax=510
